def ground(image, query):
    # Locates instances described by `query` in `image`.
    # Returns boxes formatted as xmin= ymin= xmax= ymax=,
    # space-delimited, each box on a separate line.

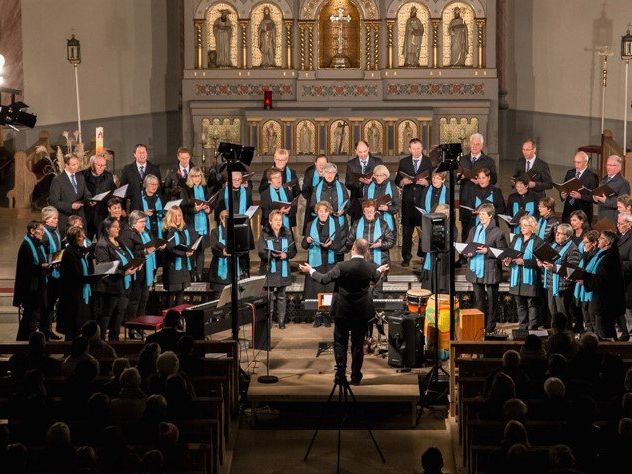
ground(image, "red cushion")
xmin=161 ymin=304 xmax=193 ymax=317
xmin=125 ymin=315 xmax=164 ymax=330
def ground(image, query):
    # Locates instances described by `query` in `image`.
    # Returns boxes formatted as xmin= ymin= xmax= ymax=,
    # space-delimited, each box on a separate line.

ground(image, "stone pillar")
xmin=387 ymin=20 xmax=394 ymax=69
xmin=496 ymin=0 xmax=508 ymax=109
xmin=299 ymin=22 xmax=307 ymax=70
xmin=372 ymin=23 xmax=380 ymax=70
xmin=308 ymin=22 xmax=315 ymax=70
xmin=194 ymin=19 xmax=204 ymax=69
xmin=364 ymin=23 xmax=371 ymax=70
xmin=239 ymin=19 xmax=248 ymax=68
xmin=476 ymin=19 xmax=487 ymax=68
xmin=284 ymin=20 xmax=293 ymax=69
xmin=431 ymin=19 xmax=440 ymax=68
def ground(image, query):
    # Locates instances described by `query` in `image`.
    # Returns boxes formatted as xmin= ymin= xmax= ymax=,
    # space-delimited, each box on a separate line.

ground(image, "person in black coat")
xmin=584 ymin=230 xmax=627 ymax=340
xmin=345 ymin=140 xmax=383 ymax=223
xmin=81 ymin=153 xmax=116 ymax=240
xmin=94 ymin=218 xmax=140 ymax=341
xmin=163 ymin=147 xmax=193 ymax=200
xmin=48 ymin=154 xmax=93 ymax=232
xmin=180 ymin=167 xmax=211 ymax=281
xmin=363 ymin=164 xmax=400 ymax=237
xmin=57 ymin=225 xmax=93 ymax=341
xmin=260 ymin=167 xmax=298 ymax=231
xmin=617 ymin=213 xmax=632 ymax=334
xmin=559 ymin=151 xmax=599 ymax=224
xmin=594 ymin=155 xmax=631 ymax=224
xmin=258 ymin=210 xmax=297 ymax=329
xmin=258 ymin=148 xmax=300 ymax=198
xmin=208 ymin=210 xmax=248 ymax=294
xmin=299 ymin=239 xmax=389 ymax=384
xmin=463 ymin=167 xmax=506 ymax=231
xmin=535 ymin=196 xmax=560 ymax=243
xmin=140 ymin=174 xmax=165 ymax=239
xmin=395 ymin=138 xmax=433 ymax=266
xmin=145 ymin=310 xmax=185 ymax=352
xmin=301 ymin=155 xmax=328 ymax=233
xmin=163 ymin=207 xmax=196 ymax=308
xmin=457 ymin=133 xmax=498 ymax=240
xmin=463 ymin=203 xmax=507 ymax=333
xmin=13 ymin=221 xmax=49 ymax=341
xmin=119 ymin=144 xmax=162 ymax=212
xmin=98 ymin=197 xmax=130 ymax=237
xmin=511 ymin=139 xmax=552 ymax=199
xmin=506 ymin=176 xmax=539 ymax=233
xmin=40 ymin=206 xmax=64 ymax=340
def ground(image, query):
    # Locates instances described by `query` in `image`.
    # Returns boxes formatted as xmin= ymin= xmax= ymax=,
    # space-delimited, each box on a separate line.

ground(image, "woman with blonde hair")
xmin=503 ymin=215 xmax=543 ymax=330
xmin=163 ymin=206 xmax=195 ymax=307
xmin=181 ymin=167 xmax=211 ymax=282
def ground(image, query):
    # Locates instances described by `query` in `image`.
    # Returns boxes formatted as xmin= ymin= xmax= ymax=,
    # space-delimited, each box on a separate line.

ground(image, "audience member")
xmin=103 ymin=357 xmax=130 ymax=397
xmin=487 ymin=420 xmax=530 ymax=474
xmin=61 ymin=336 xmax=100 ymax=377
xmin=5 ymin=443 xmax=28 ymax=474
xmin=138 ymin=342 xmax=161 ymax=383
xmin=97 ymin=425 xmax=140 ymax=472
xmin=148 ymin=351 xmax=180 ymax=395
xmin=420 ymin=446 xmax=444 ymax=474
xmin=146 ymin=310 xmax=185 ymax=352
xmin=176 ymin=335 xmax=203 ymax=376
xmin=42 ymin=422 xmax=76 ymax=472
xmin=111 ymin=367 xmax=147 ymax=424
xmin=165 ymin=373 xmax=197 ymax=420
xmin=139 ymin=394 xmax=169 ymax=444
xmin=141 ymin=449 xmax=164 ymax=474
xmin=158 ymin=422 xmax=189 ymax=472
xmin=545 ymin=313 xmax=578 ymax=360
xmin=479 ymin=372 xmax=516 ymax=420
xmin=24 ymin=331 xmax=61 ymax=376
xmin=74 ymin=445 xmax=98 ymax=473
xmin=63 ymin=359 xmax=99 ymax=420
xmin=503 ymin=398 xmax=528 ymax=424
xmin=81 ymin=320 xmax=117 ymax=359
xmin=485 ymin=350 xmax=530 ymax=398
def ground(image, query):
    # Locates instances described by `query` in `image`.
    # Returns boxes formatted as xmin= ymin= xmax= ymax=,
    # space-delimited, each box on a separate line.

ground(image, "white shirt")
xmin=471 ymin=153 xmax=481 ymax=161
xmin=524 ymin=157 xmax=536 ymax=171
xmin=65 ymin=170 xmax=76 ymax=181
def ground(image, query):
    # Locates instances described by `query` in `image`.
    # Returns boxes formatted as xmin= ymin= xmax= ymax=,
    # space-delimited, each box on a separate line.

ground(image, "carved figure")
xmin=332 ymin=121 xmax=347 ymax=154
xmin=449 ymin=7 xmax=468 ymax=66
xmin=367 ymin=122 xmax=380 ymax=153
xmin=265 ymin=125 xmax=278 ymax=154
xmin=213 ymin=9 xmax=233 ymax=67
xmin=258 ymin=7 xmax=277 ymax=67
xmin=402 ymin=121 xmax=414 ymax=153
xmin=402 ymin=6 xmax=424 ymax=67
xmin=299 ymin=124 xmax=312 ymax=154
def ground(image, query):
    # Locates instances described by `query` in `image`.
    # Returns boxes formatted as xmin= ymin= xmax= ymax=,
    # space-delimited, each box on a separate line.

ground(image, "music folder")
xmin=93 ymin=261 xmax=120 ymax=276
xmin=112 ymin=184 xmax=129 ymax=198
xmin=374 ymin=194 xmax=392 ymax=207
xmin=592 ymin=217 xmax=617 ymax=232
xmin=87 ymin=190 xmax=111 ymax=203
xmin=245 ymin=205 xmax=259 ymax=219
xmin=192 ymin=190 xmax=220 ymax=207
xmin=351 ymin=171 xmax=373 ymax=181
xmin=143 ymin=238 xmax=167 ymax=250
xmin=454 ymin=242 xmax=483 ymax=255
xmin=488 ymin=247 xmax=523 ymax=259
xmin=313 ymin=232 xmax=336 ymax=247
xmin=560 ymin=263 xmax=586 ymax=281
xmin=334 ymin=200 xmax=350 ymax=216
xmin=459 ymin=204 xmax=478 ymax=214
xmin=415 ymin=206 xmax=428 ymax=215
xmin=48 ymin=250 xmax=64 ymax=266
xmin=165 ymin=199 xmax=183 ymax=210
xmin=174 ymin=235 xmax=203 ymax=253
xmin=552 ymin=178 xmax=585 ymax=194
xmin=122 ymin=258 xmax=145 ymax=272
xmin=591 ymin=184 xmax=615 ymax=198
xmin=498 ymin=210 xmax=527 ymax=227
xmin=271 ymin=195 xmax=299 ymax=210
xmin=533 ymin=242 xmax=560 ymax=264
xmin=398 ymin=170 xmax=430 ymax=181
xmin=457 ymin=167 xmax=478 ymax=180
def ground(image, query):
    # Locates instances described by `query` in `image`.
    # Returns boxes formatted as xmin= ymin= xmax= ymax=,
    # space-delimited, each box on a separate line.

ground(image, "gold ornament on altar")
xmin=439 ymin=117 xmax=479 ymax=145
xmin=201 ymin=118 xmax=241 ymax=149
xmin=319 ymin=0 xmax=361 ymax=69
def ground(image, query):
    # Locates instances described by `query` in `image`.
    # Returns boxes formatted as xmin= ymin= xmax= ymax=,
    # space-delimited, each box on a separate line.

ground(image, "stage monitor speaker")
xmin=421 ymin=212 xmax=449 ymax=253
xmin=388 ymin=313 xmax=424 ymax=368
xmin=233 ymin=214 xmax=251 ymax=253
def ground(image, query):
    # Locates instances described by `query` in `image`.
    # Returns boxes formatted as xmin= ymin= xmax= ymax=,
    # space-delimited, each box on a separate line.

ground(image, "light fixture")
xmin=0 ymin=101 xmax=37 ymax=129
xmin=67 ymin=34 xmax=82 ymax=144
xmin=622 ymin=25 xmax=632 ymax=154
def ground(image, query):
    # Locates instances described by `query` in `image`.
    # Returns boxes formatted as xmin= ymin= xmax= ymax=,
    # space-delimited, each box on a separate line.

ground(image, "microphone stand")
xmin=258 ymin=245 xmax=278 ymax=384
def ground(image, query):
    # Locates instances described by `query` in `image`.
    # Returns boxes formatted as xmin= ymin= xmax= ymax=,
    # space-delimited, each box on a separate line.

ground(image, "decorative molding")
xmin=194 ymin=0 xmax=294 ymax=19
xmin=194 ymin=83 xmax=294 ymax=96
xmin=301 ymin=0 xmax=379 ymax=20
xmin=302 ymin=84 xmax=380 ymax=97
xmin=386 ymin=0 xmax=486 ymax=18
xmin=386 ymin=83 xmax=485 ymax=96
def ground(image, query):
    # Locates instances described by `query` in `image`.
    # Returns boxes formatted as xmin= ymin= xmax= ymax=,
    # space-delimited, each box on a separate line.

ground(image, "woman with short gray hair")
xmin=141 ymin=174 xmax=164 ymax=239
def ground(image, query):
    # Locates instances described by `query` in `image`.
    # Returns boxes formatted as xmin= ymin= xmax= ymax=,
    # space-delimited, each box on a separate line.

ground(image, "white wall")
xmin=21 ymin=0 xmax=181 ymax=127
xmin=507 ymin=0 xmax=631 ymax=120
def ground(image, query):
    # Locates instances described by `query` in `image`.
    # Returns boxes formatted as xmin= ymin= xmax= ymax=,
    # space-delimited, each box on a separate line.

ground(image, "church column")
xmin=387 ymin=20 xmax=394 ymax=69
xmin=372 ymin=23 xmax=380 ymax=70
xmin=298 ymin=22 xmax=306 ymax=70
xmin=476 ymin=19 xmax=487 ymax=68
xmin=308 ymin=21 xmax=315 ymax=70
xmin=194 ymin=19 xmax=204 ymax=69
xmin=364 ymin=22 xmax=372 ymax=70
xmin=284 ymin=20 xmax=293 ymax=69
xmin=431 ymin=19 xmax=440 ymax=68
xmin=239 ymin=19 xmax=248 ymax=68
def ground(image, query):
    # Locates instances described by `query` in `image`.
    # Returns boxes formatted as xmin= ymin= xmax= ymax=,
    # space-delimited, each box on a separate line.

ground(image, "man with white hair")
xmin=594 ymin=154 xmax=631 ymax=224
xmin=82 ymin=153 xmax=116 ymax=239
xmin=458 ymin=133 xmax=497 ymax=240
xmin=559 ymin=151 xmax=599 ymax=224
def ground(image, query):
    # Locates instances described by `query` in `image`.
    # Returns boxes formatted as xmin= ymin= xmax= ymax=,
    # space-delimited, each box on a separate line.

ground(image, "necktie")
xmin=525 ymin=160 xmax=531 ymax=172
xmin=70 ymin=174 xmax=78 ymax=193
xmin=576 ymin=171 xmax=581 ymax=179
xmin=472 ymin=155 xmax=478 ymax=164
xmin=361 ymin=161 xmax=367 ymax=174
xmin=182 ymin=168 xmax=188 ymax=178
xmin=139 ymin=166 xmax=145 ymax=179
xmin=607 ymin=175 xmax=613 ymax=183
xmin=413 ymin=160 xmax=419 ymax=174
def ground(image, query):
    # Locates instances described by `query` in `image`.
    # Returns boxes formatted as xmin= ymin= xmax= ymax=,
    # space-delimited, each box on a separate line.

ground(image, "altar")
xmin=181 ymin=0 xmax=499 ymax=166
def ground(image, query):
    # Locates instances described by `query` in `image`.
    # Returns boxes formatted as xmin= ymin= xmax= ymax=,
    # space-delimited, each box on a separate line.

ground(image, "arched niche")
xmin=318 ymin=0 xmax=362 ymax=69
xmin=301 ymin=0 xmax=379 ymax=20
xmin=250 ymin=3 xmax=284 ymax=68
xmin=396 ymin=2 xmax=431 ymax=67
xmin=442 ymin=1 xmax=476 ymax=67
xmin=386 ymin=0 xmax=486 ymax=18
xmin=194 ymin=0 xmax=293 ymax=19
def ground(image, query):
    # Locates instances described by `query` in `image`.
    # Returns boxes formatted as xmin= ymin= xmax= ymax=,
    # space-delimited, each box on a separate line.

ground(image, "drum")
xmin=425 ymin=294 xmax=461 ymax=361
xmin=406 ymin=288 xmax=432 ymax=314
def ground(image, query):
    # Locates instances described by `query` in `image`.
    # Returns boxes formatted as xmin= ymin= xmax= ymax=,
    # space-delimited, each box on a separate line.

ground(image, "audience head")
xmin=176 ymin=335 xmax=195 ymax=356
xmin=420 ymin=447 xmax=443 ymax=474
xmin=158 ymin=421 xmax=180 ymax=447
xmin=141 ymin=449 xmax=164 ymax=473
xmin=145 ymin=394 xmax=168 ymax=420
xmin=163 ymin=309 xmax=181 ymax=329
xmin=81 ymin=320 xmax=101 ymax=341
xmin=621 ymin=392 xmax=632 ymax=417
xmin=120 ymin=367 xmax=142 ymax=390
xmin=75 ymin=358 xmax=99 ymax=381
xmin=624 ymin=367 xmax=632 ymax=391
xmin=5 ymin=443 xmax=28 ymax=472
xmin=619 ymin=417 xmax=632 ymax=438
xmin=570 ymin=395 xmax=597 ymax=424
xmin=70 ymin=336 xmax=90 ymax=357
xmin=547 ymin=353 xmax=568 ymax=379
xmin=502 ymin=350 xmax=520 ymax=369
xmin=8 ymin=353 xmax=27 ymax=381
xmin=543 ymin=377 xmax=566 ymax=400
xmin=156 ymin=351 xmax=180 ymax=377
xmin=489 ymin=372 xmax=516 ymax=401
xmin=112 ymin=357 xmax=131 ymax=381
xmin=138 ymin=343 xmax=161 ymax=377
xmin=28 ymin=330 xmax=47 ymax=355
xmin=102 ymin=425 xmax=128 ymax=454
xmin=74 ymin=445 xmax=97 ymax=472
xmin=503 ymin=398 xmax=528 ymax=423
xmin=549 ymin=444 xmax=576 ymax=470
xmin=579 ymin=332 xmax=599 ymax=352
xmin=165 ymin=373 xmax=190 ymax=401
xmin=46 ymin=421 xmax=71 ymax=447
xmin=503 ymin=420 xmax=529 ymax=446
xmin=551 ymin=312 xmax=568 ymax=332
xmin=522 ymin=334 xmax=543 ymax=354
xmin=87 ymin=392 xmax=111 ymax=422
xmin=23 ymin=369 xmax=46 ymax=395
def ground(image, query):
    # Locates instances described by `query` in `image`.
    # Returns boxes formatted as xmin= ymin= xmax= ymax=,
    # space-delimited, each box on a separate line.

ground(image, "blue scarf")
xmin=80 ymin=256 xmax=91 ymax=304
xmin=308 ymin=217 xmax=336 ymax=267
xmin=173 ymin=229 xmax=192 ymax=271
xmin=367 ymin=181 xmax=395 ymax=230
xmin=114 ymin=247 xmax=132 ymax=290
xmin=474 ymin=189 xmax=494 ymax=225
xmin=356 ymin=217 xmax=382 ymax=265
xmin=510 ymin=236 xmax=535 ymax=287
xmin=284 ymin=167 xmax=292 ymax=183
xmin=316 ymin=180 xmax=345 ymax=226
xmin=224 ymin=186 xmax=247 ymax=214
xmin=311 ymin=168 xmax=322 ymax=187
xmin=537 ymin=216 xmax=551 ymax=240
xmin=424 ymin=185 xmax=447 ymax=213
xmin=469 ymin=224 xmax=486 ymax=278
xmin=547 ymin=240 xmax=572 ymax=296
xmin=142 ymin=193 xmax=163 ymax=238
xmin=271 ymin=186 xmax=290 ymax=228
xmin=193 ymin=185 xmax=209 ymax=236
xmin=23 ymin=235 xmax=43 ymax=265
xmin=139 ymin=231 xmax=156 ymax=287
xmin=43 ymin=227 xmax=61 ymax=279
xmin=84 ymin=237 xmax=92 ymax=248
xmin=574 ymin=249 xmax=604 ymax=302
xmin=512 ymin=201 xmax=535 ymax=234
xmin=266 ymin=237 xmax=289 ymax=277
xmin=217 ymin=226 xmax=228 ymax=280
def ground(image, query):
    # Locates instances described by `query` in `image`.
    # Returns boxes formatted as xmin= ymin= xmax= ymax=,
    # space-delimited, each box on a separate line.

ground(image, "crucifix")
xmin=329 ymin=7 xmax=352 ymax=68
xmin=597 ymin=45 xmax=614 ymax=133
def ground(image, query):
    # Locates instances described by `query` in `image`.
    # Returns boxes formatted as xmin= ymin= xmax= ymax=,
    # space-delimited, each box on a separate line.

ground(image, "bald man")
xmin=559 ymin=151 xmax=599 ymax=224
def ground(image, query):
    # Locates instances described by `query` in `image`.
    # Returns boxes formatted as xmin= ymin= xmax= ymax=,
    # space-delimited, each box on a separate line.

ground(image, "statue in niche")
xmin=448 ymin=7 xmax=468 ymax=66
xmin=401 ymin=121 xmax=415 ymax=153
xmin=299 ymin=124 xmax=312 ymax=154
xmin=264 ymin=124 xmax=278 ymax=154
xmin=332 ymin=121 xmax=348 ymax=155
xmin=213 ymin=9 xmax=233 ymax=67
xmin=402 ymin=6 xmax=424 ymax=67
xmin=367 ymin=122 xmax=380 ymax=153
xmin=258 ymin=7 xmax=277 ymax=67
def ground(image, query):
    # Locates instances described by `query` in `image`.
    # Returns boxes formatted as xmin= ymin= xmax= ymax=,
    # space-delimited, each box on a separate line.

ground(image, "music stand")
xmin=315 ymin=293 xmax=334 ymax=358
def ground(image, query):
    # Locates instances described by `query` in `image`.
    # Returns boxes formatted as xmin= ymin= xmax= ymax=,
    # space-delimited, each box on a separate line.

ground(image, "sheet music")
xmin=488 ymin=247 xmax=504 ymax=258
xmin=112 ymin=184 xmax=129 ymax=198
xmin=415 ymin=206 xmax=427 ymax=215
xmin=165 ymin=199 xmax=183 ymax=210
xmin=90 ymin=190 xmax=111 ymax=202
xmin=245 ymin=205 xmax=259 ymax=219
xmin=454 ymin=243 xmax=467 ymax=253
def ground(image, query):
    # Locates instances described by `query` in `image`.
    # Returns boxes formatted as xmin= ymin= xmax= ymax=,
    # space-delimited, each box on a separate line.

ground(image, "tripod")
xmin=419 ymin=252 xmax=449 ymax=407
xmin=304 ymin=369 xmax=386 ymax=473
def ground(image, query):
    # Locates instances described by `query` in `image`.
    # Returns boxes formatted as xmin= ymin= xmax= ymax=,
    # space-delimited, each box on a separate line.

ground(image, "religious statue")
xmin=299 ymin=124 xmax=312 ymax=154
xmin=402 ymin=7 xmax=424 ymax=67
xmin=258 ymin=7 xmax=277 ymax=67
xmin=329 ymin=7 xmax=352 ymax=68
xmin=332 ymin=121 xmax=348 ymax=154
xmin=367 ymin=122 xmax=380 ymax=153
xmin=401 ymin=121 xmax=414 ymax=153
xmin=213 ymin=9 xmax=233 ymax=67
xmin=264 ymin=124 xmax=278 ymax=154
xmin=448 ymin=7 xmax=468 ymax=66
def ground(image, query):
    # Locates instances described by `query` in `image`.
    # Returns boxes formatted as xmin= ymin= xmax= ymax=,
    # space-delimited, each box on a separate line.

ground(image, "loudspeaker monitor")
xmin=388 ymin=312 xmax=424 ymax=368
xmin=421 ymin=212 xmax=449 ymax=253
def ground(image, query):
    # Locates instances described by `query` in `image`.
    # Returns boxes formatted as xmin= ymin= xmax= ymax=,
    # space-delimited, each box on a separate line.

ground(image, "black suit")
xmin=345 ymin=155 xmax=383 ymax=222
xmin=81 ymin=169 xmax=116 ymax=239
xmin=395 ymin=154 xmax=433 ymax=262
xmin=163 ymin=165 xmax=192 ymax=200
xmin=512 ymin=156 xmax=553 ymax=198
xmin=119 ymin=161 xmax=162 ymax=212
xmin=309 ymin=256 xmax=381 ymax=380
xmin=145 ymin=327 xmax=185 ymax=352
xmin=597 ymin=173 xmax=630 ymax=224
xmin=48 ymin=171 xmax=92 ymax=231
xmin=559 ymin=168 xmax=599 ymax=224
